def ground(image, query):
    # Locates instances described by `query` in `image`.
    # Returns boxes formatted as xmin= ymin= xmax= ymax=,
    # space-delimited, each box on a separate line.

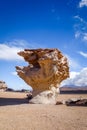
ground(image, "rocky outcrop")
xmin=64 ymin=98 xmax=87 ymax=106
xmin=16 ymin=48 xmax=69 ymax=104
xmin=0 ymin=80 xmax=7 ymax=91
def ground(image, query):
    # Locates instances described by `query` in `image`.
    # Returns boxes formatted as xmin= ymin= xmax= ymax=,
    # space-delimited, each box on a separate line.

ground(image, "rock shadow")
xmin=0 ymin=97 xmax=29 ymax=106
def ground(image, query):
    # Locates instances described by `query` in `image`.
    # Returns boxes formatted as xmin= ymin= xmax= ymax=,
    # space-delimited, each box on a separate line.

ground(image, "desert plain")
xmin=0 ymin=91 xmax=87 ymax=130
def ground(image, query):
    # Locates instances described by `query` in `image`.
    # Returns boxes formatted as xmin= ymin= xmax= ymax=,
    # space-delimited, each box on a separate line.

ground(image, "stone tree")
xmin=16 ymin=48 xmax=69 ymax=104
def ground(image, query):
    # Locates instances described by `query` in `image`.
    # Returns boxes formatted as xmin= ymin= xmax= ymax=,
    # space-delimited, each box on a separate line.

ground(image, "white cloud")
xmin=0 ymin=44 xmax=23 ymax=60
xmin=0 ymin=39 xmax=44 ymax=61
xmin=61 ymin=67 xmax=87 ymax=86
xmin=74 ymin=15 xmax=87 ymax=41
xmin=75 ymin=31 xmax=81 ymax=38
xmin=66 ymin=55 xmax=81 ymax=71
xmin=74 ymin=15 xmax=84 ymax=22
xmin=83 ymin=33 xmax=87 ymax=41
xmin=74 ymin=15 xmax=87 ymax=26
xmin=11 ymin=72 xmax=17 ymax=76
xmin=79 ymin=51 xmax=87 ymax=58
xmin=70 ymin=71 xmax=79 ymax=79
xmin=79 ymin=0 xmax=87 ymax=8
xmin=75 ymin=32 xmax=87 ymax=41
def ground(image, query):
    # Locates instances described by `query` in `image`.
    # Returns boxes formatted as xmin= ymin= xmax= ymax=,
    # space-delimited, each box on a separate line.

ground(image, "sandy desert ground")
xmin=0 ymin=91 xmax=87 ymax=130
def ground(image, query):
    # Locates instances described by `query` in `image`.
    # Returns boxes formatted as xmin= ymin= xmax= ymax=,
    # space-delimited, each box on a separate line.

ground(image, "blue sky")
xmin=0 ymin=0 xmax=87 ymax=89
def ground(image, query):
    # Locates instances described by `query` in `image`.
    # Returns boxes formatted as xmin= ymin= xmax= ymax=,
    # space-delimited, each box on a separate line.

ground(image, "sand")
xmin=0 ymin=91 xmax=87 ymax=130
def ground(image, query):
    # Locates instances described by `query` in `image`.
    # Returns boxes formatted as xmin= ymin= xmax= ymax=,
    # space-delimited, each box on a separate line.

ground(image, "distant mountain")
xmin=60 ymin=85 xmax=87 ymax=91
xmin=60 ymin=85 xmax=87 ymax=90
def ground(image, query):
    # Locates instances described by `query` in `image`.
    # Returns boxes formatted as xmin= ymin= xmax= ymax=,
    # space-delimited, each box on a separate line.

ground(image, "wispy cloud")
xmin=74 ymin=15 xmax=84 ymax=22
xmin=75 ymin=31 xmax=87 ymax=42
xmin=74 ymin=15 xmax=87 ymax=25
xmin=79 ymin=51 xmax=87 ymax=58
xmin=5 ymin=40 xmax=29 ymax=48
xmin=5 ymin=39 xmax=44 ymax=48
xmin=82 ymin=33 xmax=87 ymax=41
xmin=75 ymin=31 xmax=81 ymax=38
xmin=79 ymin=0 xmax=87 ymax=8
xmin=74 ymin=15 xmax=87 ymax=41
xmin=61 ymin=67 xmax=87 ymax=86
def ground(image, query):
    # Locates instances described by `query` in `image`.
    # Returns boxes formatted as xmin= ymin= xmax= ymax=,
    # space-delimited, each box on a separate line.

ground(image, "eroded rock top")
xmin=16 ymin=48 xmax=69 ymax=91
xmin=0 ymin=80 xmax=7 ymax=90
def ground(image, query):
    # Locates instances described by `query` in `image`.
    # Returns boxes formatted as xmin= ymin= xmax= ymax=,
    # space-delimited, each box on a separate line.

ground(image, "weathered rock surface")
xmin=16 ymin=48 xmax=69 ymax=104
xmin=64 ymin=98 xmax=87 ymax=106
xmin=0 ymin=80 xmax=7 ymax=91
xmin=16 ymin=48 xmax=69 ymax=91
xmin=29 ymin=87 xmax=59 ymax=104
xmin=56 ymin=101 xmax=63 ymax=105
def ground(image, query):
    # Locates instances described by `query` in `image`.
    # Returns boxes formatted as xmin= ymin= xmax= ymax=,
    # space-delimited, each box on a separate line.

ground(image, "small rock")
xmin=56 ymin=101 xmax=63 ymax=105
xmin=26 ymin=93 xmax=33 ymax=100
xmin=0 ymin=80 xmax=8 ymax=91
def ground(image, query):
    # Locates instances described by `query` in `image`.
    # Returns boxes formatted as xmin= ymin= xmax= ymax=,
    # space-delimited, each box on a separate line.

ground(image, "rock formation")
xmin=64 ymin=98 xmax=87 ymax=106
xmin=16 ymin=48 xmax=69 ymax=104
xmin=0 ymin=80 xmax=7 ymax=91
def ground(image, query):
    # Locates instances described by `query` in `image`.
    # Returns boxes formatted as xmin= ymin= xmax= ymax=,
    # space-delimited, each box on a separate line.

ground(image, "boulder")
xmin=0 ymin=80 xmax=7 ymax=91
xmin=65 ymin=98 xmax=87 ymax=106
xmin=56 ymin=101 xmax=63 ymax=105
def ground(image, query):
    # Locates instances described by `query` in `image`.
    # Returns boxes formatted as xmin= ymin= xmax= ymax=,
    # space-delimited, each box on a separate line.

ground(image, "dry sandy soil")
xmin=0 ymin=91 xmax=87 ymax=130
